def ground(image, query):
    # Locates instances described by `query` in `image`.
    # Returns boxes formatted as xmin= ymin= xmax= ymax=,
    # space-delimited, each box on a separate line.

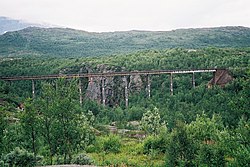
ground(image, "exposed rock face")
xmin=103 ymin=76 xmax=115 ymax=105
xmin=59 ymin=64 xmax=144 ymax=106
xmin=129 ymin=72 xmax=143 ymax=93
xmin=85 ymin=76 xmax=102 ymax=103
xmin=85 ymin=64 xmax=122 ymax=106
xmin=208 ymin=69 xmax=233 ymax=88
xmin=85 ymin=65 xmax=101 ymax=104
xmin=85 ymin=65 xmax=144 ymax=106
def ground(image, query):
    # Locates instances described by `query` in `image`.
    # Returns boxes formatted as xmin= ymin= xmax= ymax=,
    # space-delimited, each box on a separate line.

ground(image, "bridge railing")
xmin=0 ymin=69 xmax=218 ymax=81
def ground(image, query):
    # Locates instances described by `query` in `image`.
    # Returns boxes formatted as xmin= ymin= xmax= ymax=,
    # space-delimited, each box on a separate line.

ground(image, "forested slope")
xmin=1 ymin=26 xmax=250 ymax=57
xmin=1 ymin=48 xmax=249 ymax=126
xmin=0 ymin=44 xmax=250 ymax=165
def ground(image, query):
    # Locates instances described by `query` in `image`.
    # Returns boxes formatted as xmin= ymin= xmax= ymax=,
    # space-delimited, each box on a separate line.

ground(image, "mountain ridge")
xmin=0 ymin=16 xmax=30 ymax=34
xmin=0 ymin=26 xmax=250 ymax=58
xmin=0 ymin=16 xmax=51 ymax=35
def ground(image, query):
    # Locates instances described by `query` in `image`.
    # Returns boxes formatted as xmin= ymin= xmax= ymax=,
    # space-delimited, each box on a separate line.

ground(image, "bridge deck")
xmin=0 ymin=69 xmax=217 ymax=81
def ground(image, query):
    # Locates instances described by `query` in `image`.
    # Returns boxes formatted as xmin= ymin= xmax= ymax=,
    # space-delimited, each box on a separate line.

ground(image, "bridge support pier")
xmin=79 ymin=68 xmax=83 ymax=105
xmin=32 ymin=80 xmax=35 ymax=99
xmin=192 ymin=72 xmax=195 ymax=88
xmin=147 ymin=75 xmax=151 ymax=98
xmin=89 ymin=77 xmax=93 ymax=85
xmin=102 ymin=77 xmax=106 ymax=106
xmin=79 ymin=79 xmax=83 ymax=105
xmin=170 ymin=73 xmax=173 ymax=95
xmin=212 ymin=71 xmax=216 ymax=86
xmin=124 ymin=76 xmax=128 ymax=108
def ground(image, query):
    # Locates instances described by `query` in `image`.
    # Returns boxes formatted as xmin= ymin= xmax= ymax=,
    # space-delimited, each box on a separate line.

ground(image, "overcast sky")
xmin=0 ymin=0 xmax=250 ymax=32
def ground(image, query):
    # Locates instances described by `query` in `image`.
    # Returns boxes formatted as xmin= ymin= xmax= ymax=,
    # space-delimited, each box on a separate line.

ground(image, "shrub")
xmin=72 ymin=153 xmax=93 ymax=165
xmin=196 ymin=144 xmax=226 ymax=167
xmin=102 ymin=135 xmax=121 ymax=153
xmin=3 ymin=147 xmax=37 ymax=167
xmin=85 ymin=144 xmax=98 ymax=153
xmin=143 ymin=135 xmax=168 ymax=154
xmin=230 ymin=145 xmax=250 ymax=166
xmin=166 ymin=122 xmax=196 ymax=167
xmin=0 ymin=161 xmax=4 ymax=167
xmin=127 ymin=106 xmax=144 ymax=121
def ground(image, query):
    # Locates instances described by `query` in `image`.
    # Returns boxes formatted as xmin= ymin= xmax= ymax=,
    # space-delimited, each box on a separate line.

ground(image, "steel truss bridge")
xmin=0 ymin=69 xmax=219 ymax=107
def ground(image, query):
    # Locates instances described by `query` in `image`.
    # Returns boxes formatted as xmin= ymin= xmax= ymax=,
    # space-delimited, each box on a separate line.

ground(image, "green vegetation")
xmin=0 ymin=46 xmax=249 ymax=166
xmin=102 ymin=135 xmax=122 ymax=154
xmin=2 ymin=147 xmax=40 ymax=167
xmin=1 ymin=26 xmax=250 ymax=57
xmin=141 ymin=108 xmax=165 ymax=136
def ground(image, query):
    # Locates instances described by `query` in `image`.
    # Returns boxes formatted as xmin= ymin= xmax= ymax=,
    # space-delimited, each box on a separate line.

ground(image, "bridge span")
xmin=0 ymin=69 xmax=217 ymax=81
xmin=0 ymin=68 xmax=221 ymax=107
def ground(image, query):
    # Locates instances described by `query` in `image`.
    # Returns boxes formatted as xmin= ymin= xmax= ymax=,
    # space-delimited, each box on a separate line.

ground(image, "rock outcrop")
xmin=58 ymin=64 xmax=145 ymax=107
xmin=208 ymin=69 xmax=233 ymax=88
xmin=129 ymin=71 xmax=143 ymax=93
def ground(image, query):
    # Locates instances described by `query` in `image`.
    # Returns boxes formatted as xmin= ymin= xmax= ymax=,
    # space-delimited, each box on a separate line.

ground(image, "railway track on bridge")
xmin=1 ymin=68 xmax=229 ymax=107
xmin=0 ymin=69 xmax=217 ymax=81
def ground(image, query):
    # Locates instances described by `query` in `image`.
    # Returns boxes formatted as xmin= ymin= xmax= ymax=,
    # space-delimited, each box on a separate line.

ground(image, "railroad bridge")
xmin=0 ymin=69 xmax=233 ymax=107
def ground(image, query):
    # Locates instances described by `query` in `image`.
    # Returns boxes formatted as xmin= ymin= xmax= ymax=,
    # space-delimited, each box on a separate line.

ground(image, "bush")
xmin=196 ymin=144 xmax=226 ymax=167
xmin=72 ymin=153 xmax=93 ymax=165
xmin=102 ymin=135 xmax=121 ymax=153
xmin=85 ymin=144 xmax=98 ymax=153
xmin=127 ymin=106 xmax=144 ymax=121
xmin=3 ymin=147 xmax=38 ymax=167
xmin=143 ymin=135 xmax=168 ymax=154
xmin=166 ymin=123 xmax=196 ymax=167
xmin=0 ymin=161 xmax=4 ymax=167
xmin=230 ymin=145 xmax=250 ymax=166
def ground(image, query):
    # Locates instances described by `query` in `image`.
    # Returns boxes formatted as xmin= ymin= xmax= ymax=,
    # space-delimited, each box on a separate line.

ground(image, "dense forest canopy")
xmin=0 ymin=26 xmax=250 ymax=166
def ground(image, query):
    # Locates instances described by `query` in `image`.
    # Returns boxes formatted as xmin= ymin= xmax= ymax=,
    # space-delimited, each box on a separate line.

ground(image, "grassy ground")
xmin=87 ymin=137 xmax=165 ymax=167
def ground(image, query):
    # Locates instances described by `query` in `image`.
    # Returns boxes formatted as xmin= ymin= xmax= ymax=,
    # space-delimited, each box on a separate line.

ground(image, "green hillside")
xmin=1 ymin=26 xmax=250 ymax=57
xmin=0 ymin=27 xmax=250 ymax=166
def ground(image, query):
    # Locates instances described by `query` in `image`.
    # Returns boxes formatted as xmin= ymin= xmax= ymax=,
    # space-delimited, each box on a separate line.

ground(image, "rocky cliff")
xmin=59 ymin=64 xmax=144 ymax=106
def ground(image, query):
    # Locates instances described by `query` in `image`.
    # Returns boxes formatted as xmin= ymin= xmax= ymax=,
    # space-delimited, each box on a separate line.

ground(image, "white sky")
xmin=0 ymin=0 xmax=250 ymax=32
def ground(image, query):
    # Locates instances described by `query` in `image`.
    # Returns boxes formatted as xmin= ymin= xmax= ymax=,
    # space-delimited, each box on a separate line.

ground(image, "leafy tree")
xmin=166 ymin=121 xmax=196 ymax=167
xmin=37 ymin=82 xmax=56 ymax=164
xmin=187 ymin=113 xmax=224 ymax=142
xmin=0 ymin=107 xmax=7 ymax=155
xmin=1 ymin=122 xmax=23 ymax=156
xmin=20 ymin=98 xmax=40 ymax=157
xmin=227 ymin=118 xmax=250 ymax=166
xmin=38 ymin=79 xmax=94 ymax=163
xmin=141 ymin=107 xmax=165 ymax=136
xmin=187 ymin=113 xmax=226 ymax=166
